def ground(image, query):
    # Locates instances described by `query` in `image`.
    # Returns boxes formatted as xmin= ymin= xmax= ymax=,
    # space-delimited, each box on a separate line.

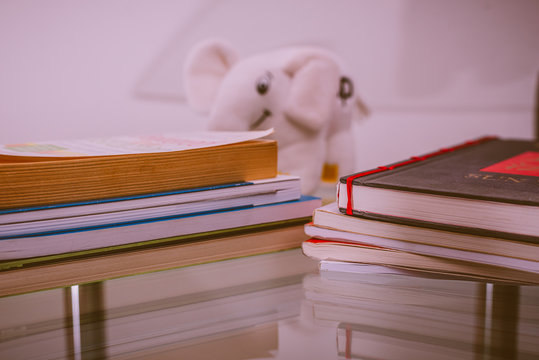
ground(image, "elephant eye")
xmin=255 ymin=72 xmax=272 ymax=95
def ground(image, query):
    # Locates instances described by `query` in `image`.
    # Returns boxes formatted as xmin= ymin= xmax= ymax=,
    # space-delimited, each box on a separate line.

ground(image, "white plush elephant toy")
xmin=184 ymin=39 xmax=367 ymax=195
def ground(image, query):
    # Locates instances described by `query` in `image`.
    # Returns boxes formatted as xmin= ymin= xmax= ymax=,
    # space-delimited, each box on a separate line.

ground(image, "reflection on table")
xmin=0 ymin=249 xmax=538 ymax=359
xmin=303 ymin=269 xmax=538 ymax=360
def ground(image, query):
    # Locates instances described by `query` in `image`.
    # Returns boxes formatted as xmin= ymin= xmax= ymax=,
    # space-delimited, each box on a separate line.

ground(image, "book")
xmin=337 ymin=136 xmax=539 ymax=240
xmin=301 ymin=239 xmax=539 ymax=284
xmin=0 ymin=222 xmax=317 ymax=297
xmin=309 ymin=202 xmax=539 ymax=264
xmin=0 ymin=195 xmax=321 ymax=261
xmin=305 ymin=223 xmax=539 ymax=273
xmin=0 ymin=129 xmax=276 ymax=210
xmin=0 ymin=175 xmax=300 ymax=237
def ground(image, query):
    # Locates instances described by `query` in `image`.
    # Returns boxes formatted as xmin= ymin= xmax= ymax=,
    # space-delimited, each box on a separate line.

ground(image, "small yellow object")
xmin=321 ymin=163 xmax=339 ymax=182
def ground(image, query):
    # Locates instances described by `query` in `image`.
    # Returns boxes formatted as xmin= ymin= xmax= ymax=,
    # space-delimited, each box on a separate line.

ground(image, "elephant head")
xmin=184 ymin=39 xmax=361 ymax=194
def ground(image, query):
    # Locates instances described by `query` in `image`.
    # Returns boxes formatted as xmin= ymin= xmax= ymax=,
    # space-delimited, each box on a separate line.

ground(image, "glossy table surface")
xmin=1 ymin=249 xmax=538 ymax=360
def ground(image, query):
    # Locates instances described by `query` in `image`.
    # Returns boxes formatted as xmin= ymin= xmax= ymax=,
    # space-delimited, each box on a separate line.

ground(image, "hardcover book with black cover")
xmin=337 ymin=137 xmax=539 ymax=240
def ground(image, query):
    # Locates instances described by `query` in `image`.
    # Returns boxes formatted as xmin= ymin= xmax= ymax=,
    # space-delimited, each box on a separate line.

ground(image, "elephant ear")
xmin=283 ymin=51 xmax=341 ymax=132
xmin=183 ymin=39 xmax=239 ymax=113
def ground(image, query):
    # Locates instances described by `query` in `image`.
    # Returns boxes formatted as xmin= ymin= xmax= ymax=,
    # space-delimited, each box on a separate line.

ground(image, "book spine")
xmin=342 ymin=136 xmax=498 ymax=215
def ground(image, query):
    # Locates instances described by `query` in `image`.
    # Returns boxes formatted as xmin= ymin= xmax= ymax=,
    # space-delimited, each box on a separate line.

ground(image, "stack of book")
xmin=302 ymin=136 xmax=539 ymax=284
xmin=0 ymin=129 xmax=321 ymax=296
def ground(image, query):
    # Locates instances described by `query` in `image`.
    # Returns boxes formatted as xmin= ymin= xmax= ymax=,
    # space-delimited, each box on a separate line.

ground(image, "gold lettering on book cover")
xmin=465 ymin=173 xmax=536 ymax=184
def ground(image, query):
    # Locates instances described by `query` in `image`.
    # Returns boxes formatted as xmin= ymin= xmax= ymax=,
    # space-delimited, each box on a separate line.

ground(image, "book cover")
xmin=337 ymin=137 xmax=539 ymax=239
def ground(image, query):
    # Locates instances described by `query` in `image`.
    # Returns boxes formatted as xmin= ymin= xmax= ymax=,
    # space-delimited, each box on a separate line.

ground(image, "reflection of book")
xmin=0 ymin=249 xmax=317 ymax=358
xmin=308 ymin=202 xmax=539 ymax=263
xmin=318 ymin=262 xmax=430 ymax=276
xmin=336 ymin=323 xmax=474 ymax=360
xmin=303 ymin=272 xmax=479 ymax=312
xmin=0 ymin=175 xmax=300 ymax=237
xmin=301 ymin=238 xmax=539 ymax=284
xmin=0 ymin=130 xmax=276 ymax=210
xmin=104 ymin=286 xmax=295 ymax=359
xmin=302 ymin=272 xmax=539 ymax=359
xmin=101 ymin=253 xmax=311 ymax=359
xmin=0 ymin=221 xmax=317 ymax=297
xmin=112 ymin=322 xmax=279 ymax=360
xmin=303 ymin=272 xmax=481 ymax=358
xmin=337 ymin=137 xmax=539 ymax=240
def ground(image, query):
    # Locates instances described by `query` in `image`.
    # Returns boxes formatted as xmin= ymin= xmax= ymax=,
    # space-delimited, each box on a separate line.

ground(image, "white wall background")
xmin=1 ymin=0 xmax=538 ymax=171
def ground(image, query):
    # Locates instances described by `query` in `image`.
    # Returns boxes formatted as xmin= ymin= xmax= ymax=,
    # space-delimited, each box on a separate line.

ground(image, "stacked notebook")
xmin=0 ymin=130 xmax=321 ymax=296
xmin=302 ymin=136 xmax=539 ymax=284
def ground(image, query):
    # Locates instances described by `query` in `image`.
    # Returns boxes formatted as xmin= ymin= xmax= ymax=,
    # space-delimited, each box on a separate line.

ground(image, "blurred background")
xmin=1 ymin=0 xmax=538 ymax=171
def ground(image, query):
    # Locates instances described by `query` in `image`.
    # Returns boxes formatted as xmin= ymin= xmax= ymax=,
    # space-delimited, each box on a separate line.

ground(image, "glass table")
xmin=1 ymin=249 xmax=538 ymax=359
